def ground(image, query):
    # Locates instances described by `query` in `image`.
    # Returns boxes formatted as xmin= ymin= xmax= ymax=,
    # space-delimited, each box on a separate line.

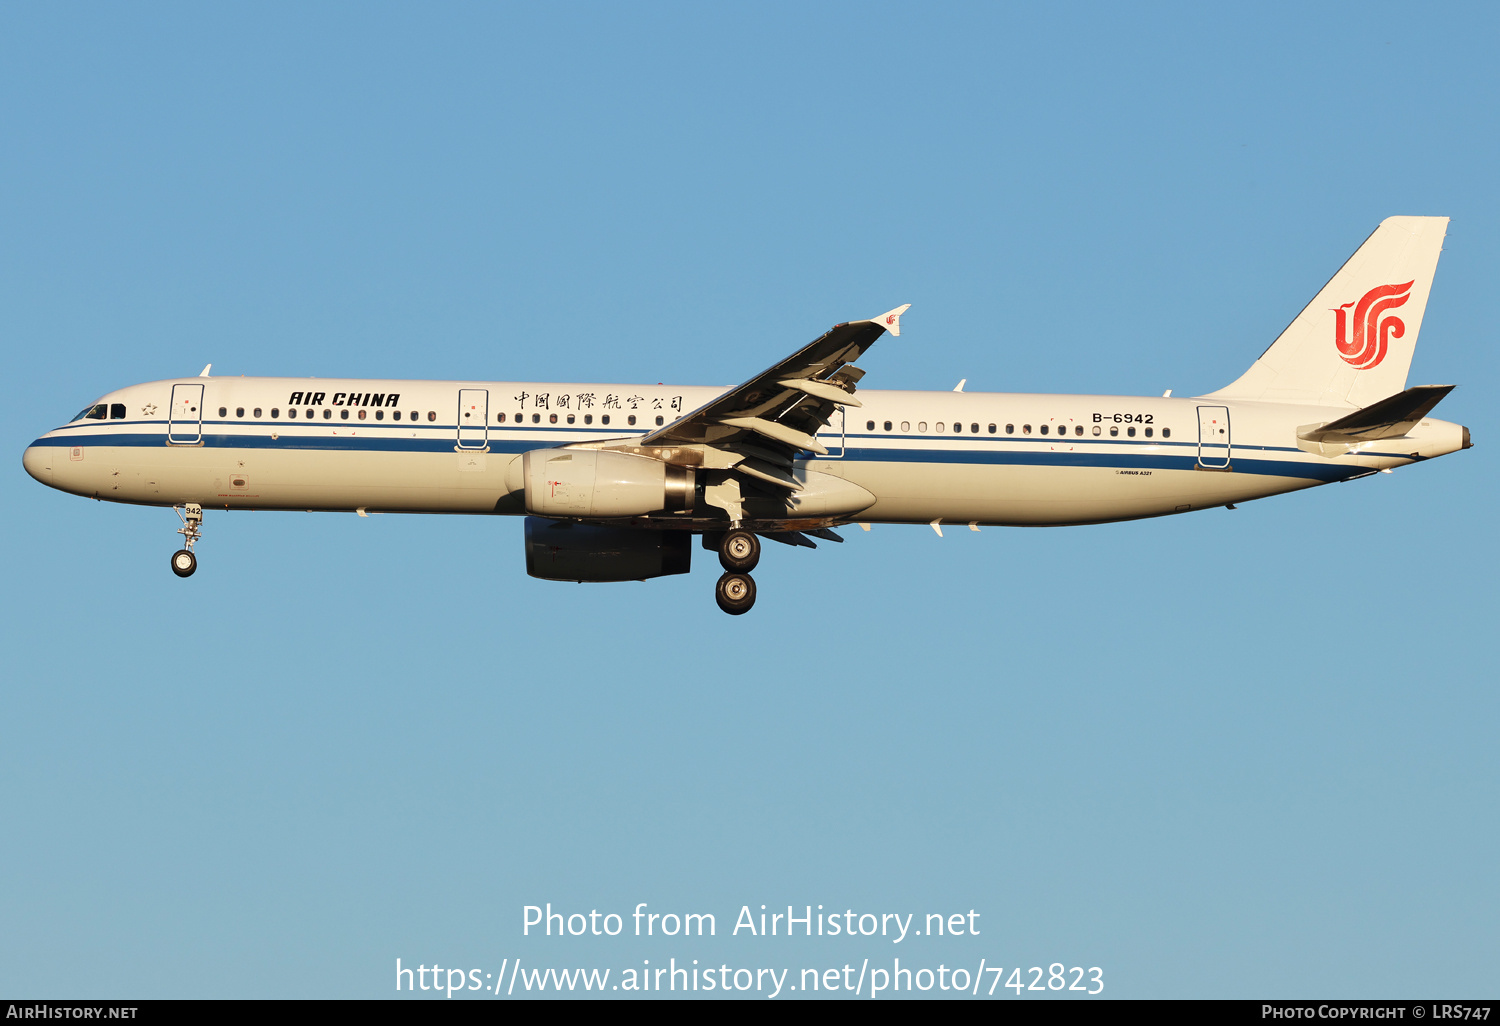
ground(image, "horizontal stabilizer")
xmin=1299 ymin=385 xmax=1454 ymax=443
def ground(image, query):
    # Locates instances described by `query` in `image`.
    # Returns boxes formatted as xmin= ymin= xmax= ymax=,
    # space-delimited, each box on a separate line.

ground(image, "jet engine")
xmin=523 ymin=517 xmax=691 ymax=582
xmin=508 ymin=449 xmax=696 ymax=518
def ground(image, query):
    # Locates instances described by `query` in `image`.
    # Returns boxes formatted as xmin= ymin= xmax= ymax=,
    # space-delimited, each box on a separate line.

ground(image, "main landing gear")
xmin=713 ymin=529 xmax=760 ymax=615
xmin=170 ymin=503 xmax=202 ymax=578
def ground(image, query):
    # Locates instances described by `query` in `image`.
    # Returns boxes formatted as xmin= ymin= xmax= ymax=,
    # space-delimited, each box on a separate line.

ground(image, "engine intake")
xmin=509 ymin=448 xmax=695 ymax=518
xmin=524 ymin=517 xmax=691 ymax=582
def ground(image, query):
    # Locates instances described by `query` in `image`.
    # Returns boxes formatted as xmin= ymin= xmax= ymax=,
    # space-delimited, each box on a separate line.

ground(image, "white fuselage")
xmin=23 ymin=375 xmax=1468 ymax=527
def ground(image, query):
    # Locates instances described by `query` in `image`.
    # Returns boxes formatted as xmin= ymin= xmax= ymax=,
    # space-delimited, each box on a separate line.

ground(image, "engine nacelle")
xmin=508 ymin=449 xmax=696 ymax=518
xmin=524 ymin=517 xmax=691 ymax=582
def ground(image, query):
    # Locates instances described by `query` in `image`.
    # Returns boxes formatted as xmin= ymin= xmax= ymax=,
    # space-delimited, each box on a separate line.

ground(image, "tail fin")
xmin=1207 ymin=216 xmax=1448 ymax=407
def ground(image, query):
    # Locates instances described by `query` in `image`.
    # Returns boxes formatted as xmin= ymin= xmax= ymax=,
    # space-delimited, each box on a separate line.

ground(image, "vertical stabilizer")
xmin=1207 ymin=216 xmax=1448 ymax=408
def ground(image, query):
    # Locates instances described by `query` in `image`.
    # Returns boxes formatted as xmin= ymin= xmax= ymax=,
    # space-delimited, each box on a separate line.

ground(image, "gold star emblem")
xmin=142 ymin=404 xmax=157 ymax=416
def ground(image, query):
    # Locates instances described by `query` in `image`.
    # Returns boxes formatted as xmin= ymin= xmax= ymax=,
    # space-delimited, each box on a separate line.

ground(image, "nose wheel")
xmin=715 ymin=572 xmax=756 ymax=615
xmin=171 ymin=503 xmax=203 ymax=578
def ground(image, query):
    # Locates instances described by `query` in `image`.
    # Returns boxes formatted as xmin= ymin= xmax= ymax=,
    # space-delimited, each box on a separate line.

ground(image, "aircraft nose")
xmin=22 ymin=444 xmax=53 ymax=485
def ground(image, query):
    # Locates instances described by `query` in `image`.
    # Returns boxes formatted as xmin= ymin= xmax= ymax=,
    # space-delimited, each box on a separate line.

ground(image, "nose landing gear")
xmin=170 ymin=503 xmax=203 ymax=578
xmin=712 ymin=529 xmax=761 ymax=614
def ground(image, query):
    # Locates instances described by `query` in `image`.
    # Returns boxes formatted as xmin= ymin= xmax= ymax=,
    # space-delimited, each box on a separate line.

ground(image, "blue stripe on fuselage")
xmin=28 ymin=429 xmax=1382 ymax=482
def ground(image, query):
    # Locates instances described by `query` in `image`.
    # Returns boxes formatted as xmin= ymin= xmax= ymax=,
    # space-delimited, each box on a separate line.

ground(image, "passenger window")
xmin=602 ymin=414 xmax=610 ymax=425
xmin=936 ymin=422 xmax=945 ymax=432
xmin=971 ymin=423 xmax=979 ymax=433
xmin=1127 ymin=426 xmax=1136 ymax=437
xmin=496 ymin=412 xmax=505 ymax=423
xmin=340 ymin=409 xmax=349 ymax=420
xmin=1092 ymin=425 xmax=1101 ymax=436
xmin=218 ymin=406 xmax=227 ymax=417
xmin=628 ymin=415 xmax=637 ymax=426
xmin=883 ymin=421 xmax=892 ymax=431
xmin=287 ymin=408 xmax=297 ymax=419
xmin=584 ymin=414 xmax=593 ymax=425
xmin=866 ymin=420 xmax=875 ymax=431
xmin=271 ymin=409 xmax=280 ymax=418
xmin=428 ymin=411 xmax=437 ymax=422
xmin=900 ymin=421 xmax=910 ymax=432
xmin=392 ymin=411 xmax=401 ymax=421
xmin=918 ymin=421 xmax=927 ymax=432
xmin=549 ymin=413 xmax=558 ymax=424
xmin=1006 ymin=424 xmax=1014 ymax=434
xmin=953 ymin=423 xmax=962 ymax=433
xmin=253 ymin=408 xmax=262 ymax=418
xmin=1162 ymin=427 xmax=1171 ymax=438
xmin=375 ymin=410 xmax=384 ymax=421
xmin=305 ymin=409 xmax=313 ymax=418
xmin=323 ymin=409 xmax=332 ymax=419
xmin=1109 ymin=426 xmax=1118 ymax=436
xmin=568 ymin=414 xmax=576 ymax=424
xmin=410 ymin=412 xmax=418 ymax=421
xmin=236 ymin=407 xmax=244 ymax=418
xmin=1075 ymin=425 xmax=1083 ymax=436
xmin=988 ymin=424 xmax=996 ymax=434
xmin=1039 ymin=424 xmax=1048 ymax=435
xmin=358 ymin=409 xmax=367 ymax=420
xmin=1144 ymin=427 xmax=1152 ymax=437
xmin=655 ymin=415 xmax=663 ymax=426
xmin=1022 ymin=424 xmax=1031 ymax=434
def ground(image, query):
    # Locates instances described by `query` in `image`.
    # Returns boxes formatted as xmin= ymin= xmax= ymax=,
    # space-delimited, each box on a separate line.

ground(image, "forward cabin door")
xmin=168 ymin=383 xmax=204 ymax=444
xmin=457 ymin=389 xmax=488 ymax=450
xmin=1196 ymin=405 xmax=1231 ymax=468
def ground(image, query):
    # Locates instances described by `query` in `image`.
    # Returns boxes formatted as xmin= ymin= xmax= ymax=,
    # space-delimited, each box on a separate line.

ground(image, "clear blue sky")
xmin=2 ymin=1 xmax=1495 ymax=999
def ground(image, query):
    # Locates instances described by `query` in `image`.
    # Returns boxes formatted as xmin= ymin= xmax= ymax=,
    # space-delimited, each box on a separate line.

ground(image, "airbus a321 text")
xmin=24 ymin=217 xmax=1470 ymax=614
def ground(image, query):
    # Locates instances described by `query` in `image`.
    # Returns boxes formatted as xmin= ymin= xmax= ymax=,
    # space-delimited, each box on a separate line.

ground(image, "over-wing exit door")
xmin=817 ymin=408 xmax=845 ymax=458
xmin=457 ymin=389 xmax=488 ymax=449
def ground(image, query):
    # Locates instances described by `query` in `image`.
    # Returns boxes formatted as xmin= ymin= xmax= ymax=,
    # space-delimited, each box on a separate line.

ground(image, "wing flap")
xmin=637 ymin=305 xmax=908 ymax=460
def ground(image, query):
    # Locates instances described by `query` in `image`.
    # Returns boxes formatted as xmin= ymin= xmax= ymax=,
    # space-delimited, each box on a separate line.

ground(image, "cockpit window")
xmin=110 ymin=404 xmax=126 ymax=419
xmin=75 ymin=404 xmax=107 ymax=421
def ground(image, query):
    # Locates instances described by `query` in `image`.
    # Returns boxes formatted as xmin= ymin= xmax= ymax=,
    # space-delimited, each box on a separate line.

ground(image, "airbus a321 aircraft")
xmin=23 ymin=216 xmax=1470 ymax=614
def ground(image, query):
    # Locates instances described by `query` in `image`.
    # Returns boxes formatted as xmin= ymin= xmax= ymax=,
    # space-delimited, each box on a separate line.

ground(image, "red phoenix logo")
xmin=1334 ymin=280 xmax=1413 ymax=370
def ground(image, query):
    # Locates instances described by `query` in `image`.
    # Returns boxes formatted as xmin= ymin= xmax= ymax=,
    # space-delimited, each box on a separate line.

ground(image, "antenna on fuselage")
xmin=200 ymin=364 xmax=212 ymax=378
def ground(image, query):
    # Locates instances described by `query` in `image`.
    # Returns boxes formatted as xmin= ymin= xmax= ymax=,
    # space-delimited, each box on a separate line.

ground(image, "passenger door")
xmin=1197 ymin=406 xmax=1231 ymax=468
xmin=817 ymin=407 xmax=845 ymax=458
xmin=457 ymin=389 xmax=488 ymax=450
xmin=168 ymin=384 xmax=204 ymax=444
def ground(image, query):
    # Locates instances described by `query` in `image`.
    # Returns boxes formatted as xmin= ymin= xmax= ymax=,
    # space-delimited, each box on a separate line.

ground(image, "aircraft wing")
xmin=638 ymin=305 xmax=909 ymax=470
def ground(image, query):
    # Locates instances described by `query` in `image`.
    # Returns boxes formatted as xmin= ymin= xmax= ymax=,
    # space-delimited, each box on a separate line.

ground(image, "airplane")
xmin=22 ymin=216 xmax=1470 ymax=614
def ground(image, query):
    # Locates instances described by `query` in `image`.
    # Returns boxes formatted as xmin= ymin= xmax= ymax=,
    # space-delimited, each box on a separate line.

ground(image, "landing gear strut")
xmin=171 ymin=503 xmax=202 ymax=578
